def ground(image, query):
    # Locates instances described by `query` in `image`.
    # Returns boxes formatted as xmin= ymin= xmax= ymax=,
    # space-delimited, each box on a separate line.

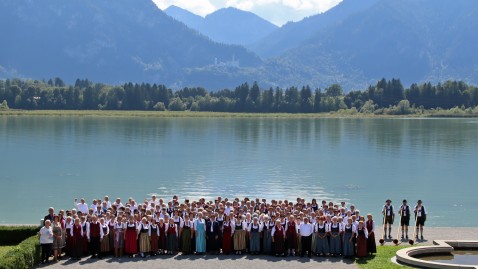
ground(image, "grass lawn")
xmin=0 ymin=245 xmax=15 ymax=257
xmin=356 ymin=245 xmax=414 ymax=269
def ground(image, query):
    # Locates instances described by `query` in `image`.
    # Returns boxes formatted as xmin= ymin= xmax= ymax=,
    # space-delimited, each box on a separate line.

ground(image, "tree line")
xmin=1 ymin=78 xmax=478 ymax=114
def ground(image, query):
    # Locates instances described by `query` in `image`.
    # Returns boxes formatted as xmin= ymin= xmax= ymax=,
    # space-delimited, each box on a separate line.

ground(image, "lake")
xmin=0 ymin=116 xmax=477 ymax=226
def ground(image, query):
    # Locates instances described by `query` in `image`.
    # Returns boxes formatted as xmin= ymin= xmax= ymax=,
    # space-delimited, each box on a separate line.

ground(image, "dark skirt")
xmin=151 ymin=233 xmax=159 ymax=253
xmin=315 ymin=233 xmax=330 ymax=254
xmin=71 ymin=235 xmax=83 ymax=258
xmin=286 ymin=231 xmax=298 ymax=249
xmin=329 ymin=234 xmax=342 ymax=255
xmin=125 ymin=229 xmax=137 ymax=254
xmin=274 ymin=233 xmax=285 ymax=254
xmin=181 ymin=227 xmax=192 ymax=254
xmin=342 ymin=232 xmax=354 ymax=257
xmin=356 ymin=234 xmax=368 ymax=258
xmin=367 ymin=232 xmax=376 ymax=254
xmin=167 ymin=233 xmax=177 ymax=252
xmin=262 ymin=230 xmax=272 ymax=254
xmin=222 ymin=227 xmax=233 ymax=254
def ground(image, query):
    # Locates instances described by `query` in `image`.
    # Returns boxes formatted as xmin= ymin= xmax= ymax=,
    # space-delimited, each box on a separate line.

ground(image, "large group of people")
xmin=37 ymin=195 xmax=427 ymax=264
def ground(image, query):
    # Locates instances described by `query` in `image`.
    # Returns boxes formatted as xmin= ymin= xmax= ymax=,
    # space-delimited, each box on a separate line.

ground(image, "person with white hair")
xmin=38 ymin=219 xmax=54 ymax=264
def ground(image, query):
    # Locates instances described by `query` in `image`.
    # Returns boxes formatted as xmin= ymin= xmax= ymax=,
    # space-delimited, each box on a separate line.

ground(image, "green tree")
xmin=325 ymin=84 xmax=343 ymax=97
xmin=0 ymin=100 xmax=8 ymax=110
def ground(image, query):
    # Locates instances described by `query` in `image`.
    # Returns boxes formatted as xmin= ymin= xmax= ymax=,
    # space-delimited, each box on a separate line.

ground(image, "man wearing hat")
xmin=382 ymin=199 xmax=395 ymax=239
xmin=399 ymin=200 xmax=411 ymax=239
xmin=414 ymin=200 xmax=427 ymax=240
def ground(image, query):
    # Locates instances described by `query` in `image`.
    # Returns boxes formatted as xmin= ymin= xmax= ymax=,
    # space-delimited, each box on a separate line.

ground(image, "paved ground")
xmin=36 ymin=227 xmax=478 ymax=269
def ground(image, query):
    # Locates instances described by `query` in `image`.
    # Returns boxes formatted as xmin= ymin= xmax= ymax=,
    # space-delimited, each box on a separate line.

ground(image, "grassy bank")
xmin=1 ymin=109 xmax=476 ymax=118
xmin=356 ymin=245 xmax=412 ymax=269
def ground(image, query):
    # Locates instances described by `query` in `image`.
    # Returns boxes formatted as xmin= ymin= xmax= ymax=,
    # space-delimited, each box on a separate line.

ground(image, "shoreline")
xmin=1 ymin=109 xmax=477 ymax=118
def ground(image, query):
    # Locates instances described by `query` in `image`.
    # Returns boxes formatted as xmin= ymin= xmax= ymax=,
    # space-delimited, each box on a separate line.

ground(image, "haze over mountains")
xmin=1 ymin=0 xmax=478 ymax=91
xmin=164 ymin=5 xmax=278 ymax=45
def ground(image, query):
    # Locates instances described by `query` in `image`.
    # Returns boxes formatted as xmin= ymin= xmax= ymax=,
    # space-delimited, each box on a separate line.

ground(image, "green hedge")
xmin=0 ymin=226 xmax=39 ymax=246
xmin=0 ymin=236 xmax=41 ymax=269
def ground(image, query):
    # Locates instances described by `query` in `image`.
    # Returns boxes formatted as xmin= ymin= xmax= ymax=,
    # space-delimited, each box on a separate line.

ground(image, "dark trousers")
xmin=41 ymin=243 xmax=52 ymax=262
xmin=300 ymin=236 xmax=312 ymax=257
xmin=90 ymin=237 xmax=101 ymax=257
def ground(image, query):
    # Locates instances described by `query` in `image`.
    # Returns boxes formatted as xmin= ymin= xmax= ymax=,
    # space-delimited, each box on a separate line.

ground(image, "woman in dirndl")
xmin=194 ymin=212 xmax=206 ymax=254
xmin=355 ymin=221 xmax=368 ymax=258
xmin=166 ymin=218 xmax=178 ymax=255
xmin=149 ymin=219 xmax=159 ymax=255
xmin=222 ymin=215 xmax=233 ymax=254
xmin=233 ymin=214 xmax=246 ymax=254
xmin=124 ymin=215 xmax=137 ymax=258
xmin=180 ymin=214 xmax=193 ymax=254
xmin=138 ymin=217 xmax=150 ymax=258
xmin=52 ymin=215 xmax=64 ymax=261
xmin=100 ymin=217 xmax=110 ymax=256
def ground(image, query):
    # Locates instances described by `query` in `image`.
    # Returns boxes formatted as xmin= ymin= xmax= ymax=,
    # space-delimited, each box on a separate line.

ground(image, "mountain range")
xmin=164 ymin=6 xmax=278 ymax=46
xmin=1 ymin=0 xmax=478 ymax=91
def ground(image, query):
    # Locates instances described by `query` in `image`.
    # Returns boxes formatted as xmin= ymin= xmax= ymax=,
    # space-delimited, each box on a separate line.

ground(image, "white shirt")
xmin=87 ymin=221 xmax=104 ymax=240
xmin=193 ymin=219 xmax=206 ymax=231
xmin=299 ymin=223 xmax=313 ymax=236
xmin=75 ymin=202 xmax=88 ymax=214
xmin=247 ymin=222 xmax=263 ymax=233
xmin=39 ymin=226 xmax=53 ymax=244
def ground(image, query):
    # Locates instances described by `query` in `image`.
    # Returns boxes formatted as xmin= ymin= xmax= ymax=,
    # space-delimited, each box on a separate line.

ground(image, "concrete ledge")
xmin=396 ymin=240 xmax=478 ymax=269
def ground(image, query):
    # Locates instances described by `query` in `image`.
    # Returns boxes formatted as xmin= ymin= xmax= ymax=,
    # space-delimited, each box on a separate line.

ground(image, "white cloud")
xmin=153 ymin=0 xmax=342 ymax=25
xmin=152 ymin=0 xmax=216 ymax=16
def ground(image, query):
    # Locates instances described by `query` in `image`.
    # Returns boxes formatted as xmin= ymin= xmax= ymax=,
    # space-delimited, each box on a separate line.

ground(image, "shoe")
xmin=421 ymin=235 xmax=424 ymax=240
xmin=401 ymin=235 xmax=404 ymax=239
xmin=406 ymin=235 xmax=409 ymax=239
xmin=388 ymin=235 xmax=392 ymax=239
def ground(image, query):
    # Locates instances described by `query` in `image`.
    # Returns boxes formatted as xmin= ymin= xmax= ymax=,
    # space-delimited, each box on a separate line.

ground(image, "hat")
xmin=403 ymin=199 xmax=407 ymax=203
xmin=386 ymin=199 xmax=391 ymax=203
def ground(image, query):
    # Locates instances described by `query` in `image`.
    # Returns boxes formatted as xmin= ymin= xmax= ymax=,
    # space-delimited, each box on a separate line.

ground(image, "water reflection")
xmin=0 ymin=116 xmax=477 ymax=225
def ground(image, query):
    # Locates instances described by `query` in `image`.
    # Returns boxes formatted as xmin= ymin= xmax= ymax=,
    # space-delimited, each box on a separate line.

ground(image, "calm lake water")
xmin=0 ymin=116 xmax=477 ymax=226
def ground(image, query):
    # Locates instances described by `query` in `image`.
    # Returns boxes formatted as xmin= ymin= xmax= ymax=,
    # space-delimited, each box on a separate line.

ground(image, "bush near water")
xmin=0 ymin=226 xmax=38 ymax=246
xmin=0 ymin=236 xmax=40 ymax=269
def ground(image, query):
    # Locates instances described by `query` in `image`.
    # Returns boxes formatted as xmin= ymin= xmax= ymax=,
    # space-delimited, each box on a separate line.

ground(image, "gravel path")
xmin=36 ymin=227 xmax=478 ymax=269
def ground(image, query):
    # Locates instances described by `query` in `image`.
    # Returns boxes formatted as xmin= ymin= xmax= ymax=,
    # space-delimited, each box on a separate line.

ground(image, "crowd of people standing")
xmin=37 ymin=195 xmax=426 ymax=264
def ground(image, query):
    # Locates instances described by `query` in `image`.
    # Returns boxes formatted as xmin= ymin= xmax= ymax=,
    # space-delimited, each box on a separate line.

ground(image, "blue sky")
xmin=153 ymin=0 xmax=343 ymax=26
